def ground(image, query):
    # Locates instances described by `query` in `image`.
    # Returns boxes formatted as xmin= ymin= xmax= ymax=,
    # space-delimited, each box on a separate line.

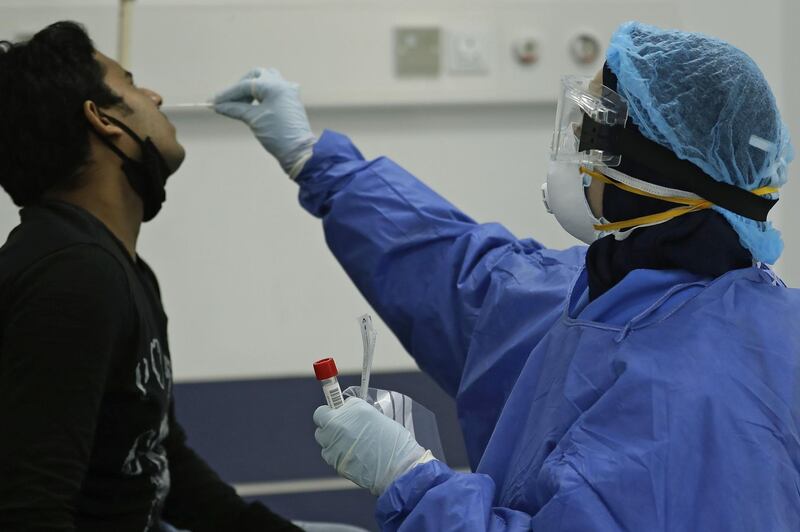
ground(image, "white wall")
xmin=0 ymin=0 xmax=795 ymax=382
xmin=127 ymin=0 xmax=678 ymax=107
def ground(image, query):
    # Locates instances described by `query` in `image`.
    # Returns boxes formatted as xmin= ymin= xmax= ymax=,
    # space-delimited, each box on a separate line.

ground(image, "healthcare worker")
xmin=215 ymin=22 xmax=798 ymax=531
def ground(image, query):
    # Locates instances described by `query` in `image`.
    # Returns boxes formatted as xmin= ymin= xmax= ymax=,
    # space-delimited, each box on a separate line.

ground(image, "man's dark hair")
xmin=0 ymin=21 xmax=124 ymax=206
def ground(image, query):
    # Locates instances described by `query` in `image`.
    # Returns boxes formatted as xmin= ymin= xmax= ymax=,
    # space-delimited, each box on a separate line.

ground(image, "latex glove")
xmin=214 ymin=68 xmax=316 ymax=179
xmin=313 ymin=398 xmax=436 ymax=496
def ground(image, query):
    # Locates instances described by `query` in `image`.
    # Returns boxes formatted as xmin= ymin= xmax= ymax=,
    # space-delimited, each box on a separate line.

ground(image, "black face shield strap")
xmin=578 ymin=114 xmax=777 ymax=222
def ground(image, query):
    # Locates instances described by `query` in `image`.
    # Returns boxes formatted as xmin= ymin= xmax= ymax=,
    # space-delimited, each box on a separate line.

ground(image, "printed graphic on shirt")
xmin=135 ymin=339 xmax=172 ymax=397
xmin=124 ymin=337 xmax=173 ymax=530
xmin=121 ymin=414 xmax=171 ymax=531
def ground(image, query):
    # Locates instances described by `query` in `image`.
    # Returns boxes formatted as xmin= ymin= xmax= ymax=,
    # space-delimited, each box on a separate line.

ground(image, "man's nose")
xmin=143 ymin=88 xmax=163 ymax=108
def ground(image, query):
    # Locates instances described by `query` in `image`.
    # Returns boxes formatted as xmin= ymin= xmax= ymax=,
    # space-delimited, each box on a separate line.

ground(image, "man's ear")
xmin=83 ymin=101 xmax=122 ymax=139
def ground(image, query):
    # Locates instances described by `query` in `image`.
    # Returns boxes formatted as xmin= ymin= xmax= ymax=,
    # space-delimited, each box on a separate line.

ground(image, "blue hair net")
xmin=606 ymin=21 xmax=795 ymax=263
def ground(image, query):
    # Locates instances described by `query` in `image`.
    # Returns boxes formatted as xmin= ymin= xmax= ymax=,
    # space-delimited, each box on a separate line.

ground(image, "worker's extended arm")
xmin=214 ymin=70 xmax=584 ymax=404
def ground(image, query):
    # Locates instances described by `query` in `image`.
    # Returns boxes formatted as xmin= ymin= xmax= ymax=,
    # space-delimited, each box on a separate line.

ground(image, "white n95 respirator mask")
xmin=542 ymin=161 xmax=609 ymax=244
xmin=542 ymin=75 xmax=626 ymax=244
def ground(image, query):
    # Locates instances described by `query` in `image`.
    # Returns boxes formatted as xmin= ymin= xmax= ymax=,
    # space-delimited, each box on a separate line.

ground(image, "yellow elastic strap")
xmin=596 ymin=204 xmax=710 ymax=231
xmin=577 ymin=167 xmax=778 ymax=232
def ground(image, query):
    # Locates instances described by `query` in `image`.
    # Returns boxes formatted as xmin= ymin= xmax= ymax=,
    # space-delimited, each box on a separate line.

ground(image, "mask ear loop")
xmin=92 ymin=114 xmax=136 ymax=163
xmin=96 ymin=112 xmax=171 ymax=176
xmin=99 ymin=113 xmax=149 ymax=149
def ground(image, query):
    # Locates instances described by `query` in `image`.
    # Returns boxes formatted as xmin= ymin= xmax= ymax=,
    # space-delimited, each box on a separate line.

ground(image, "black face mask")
xmin=94 ymin=113 xmax=171 ymax=222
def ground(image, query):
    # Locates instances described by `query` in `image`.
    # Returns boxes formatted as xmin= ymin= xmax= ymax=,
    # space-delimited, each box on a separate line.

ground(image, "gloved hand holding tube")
xmin=313 ymin=398 xmax=436 ymax=496
xmin=312 ymin=318 xmax=439 ymax=496
xmin=213 ymin=67 xmax=316 ymax=179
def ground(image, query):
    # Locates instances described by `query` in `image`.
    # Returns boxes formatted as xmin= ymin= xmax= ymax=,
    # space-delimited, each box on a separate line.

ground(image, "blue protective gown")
xmin=297 ymin=131 xmax=800 ymax=531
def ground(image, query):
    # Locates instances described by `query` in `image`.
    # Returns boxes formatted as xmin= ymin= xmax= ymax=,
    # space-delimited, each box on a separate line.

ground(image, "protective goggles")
xmin=551 ymin=76 xmax=628 ymax=167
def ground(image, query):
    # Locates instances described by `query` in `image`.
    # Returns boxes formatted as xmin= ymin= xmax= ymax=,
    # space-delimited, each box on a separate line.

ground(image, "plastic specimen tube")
xmin=314 ymin=357 xmax=345 ymax=409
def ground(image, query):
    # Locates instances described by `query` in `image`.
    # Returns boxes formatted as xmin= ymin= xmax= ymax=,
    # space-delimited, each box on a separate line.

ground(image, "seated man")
xmin=0 ymin=21 xmax=360 ymax=532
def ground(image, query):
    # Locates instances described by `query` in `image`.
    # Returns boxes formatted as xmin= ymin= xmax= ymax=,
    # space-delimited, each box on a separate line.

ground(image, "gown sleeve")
xmin=297 ymin=130 xmax=584 ymax=398
xmin=376 ymin=461 xmax=535 ymax=531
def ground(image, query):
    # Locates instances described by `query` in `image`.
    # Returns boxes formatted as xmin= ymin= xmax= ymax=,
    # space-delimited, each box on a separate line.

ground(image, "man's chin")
xmin=166 ymin=146 xmax=186 ymax=174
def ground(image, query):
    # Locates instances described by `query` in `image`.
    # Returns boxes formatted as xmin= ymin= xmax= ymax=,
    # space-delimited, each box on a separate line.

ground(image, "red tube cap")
xmin=313 ymin=358 xmax=339 ymax=380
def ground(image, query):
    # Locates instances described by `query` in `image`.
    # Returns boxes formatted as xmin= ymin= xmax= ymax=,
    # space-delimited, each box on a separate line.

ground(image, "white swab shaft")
xmin=161 ymin=103 xmax=214 ymax=112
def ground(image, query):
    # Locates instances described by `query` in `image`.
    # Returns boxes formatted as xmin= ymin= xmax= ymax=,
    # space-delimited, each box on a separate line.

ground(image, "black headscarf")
xmin=585 ymin=66 xmax=752 ymax=301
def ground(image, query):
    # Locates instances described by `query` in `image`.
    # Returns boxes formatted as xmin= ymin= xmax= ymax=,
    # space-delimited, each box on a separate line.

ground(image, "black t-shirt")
xmin=0 ymin=201 xmax=299 ymax=532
